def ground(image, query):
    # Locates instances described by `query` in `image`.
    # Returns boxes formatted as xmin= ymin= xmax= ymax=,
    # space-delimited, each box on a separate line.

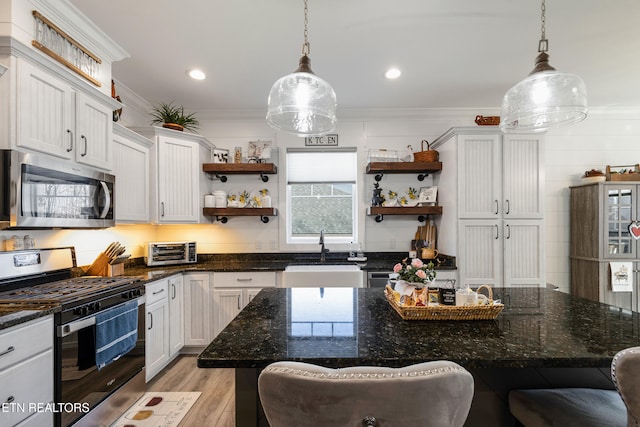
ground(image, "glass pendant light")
xmin=500 ymin=0 xmax=587 ymax=133
xmin=267 ymin=0 xmax=337 ymax=136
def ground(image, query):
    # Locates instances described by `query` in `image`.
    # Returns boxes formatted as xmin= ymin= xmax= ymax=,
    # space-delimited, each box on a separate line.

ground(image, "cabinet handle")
xmin=148 ymin=312 xmax=153 ymax=330
xmin=505 ymin=199 xmax=510 ymax=215
xmin=237 ymin=295 xmax=241 ymax=310
xmin=236 ymin=278 xmax=253 ymax=282
xmin=494 ymin=200 xmax=499 ymax=215
xmin=171 ymin=283 xmax=176 ymax=299
xmin=494 ymin=224 xmax=499 ymax=239
xmin=0 ymin=346 xmax=15 ymax=358
xmin=80 ymin=135 xmax=88 ymax=156
xmin=505 ymin=224 xmax=511 ymax=239
xmin=152 ymin=289 xmax=165 ymax=295
xmin=66 ymin=129 xmax=74 ymax=152
xmin=161 ymin=202 xmax=165 ymax=217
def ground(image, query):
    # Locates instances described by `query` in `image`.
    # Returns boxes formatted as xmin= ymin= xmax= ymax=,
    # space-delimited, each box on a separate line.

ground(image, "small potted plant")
xmin=150 ymin=102 xmax=199 ymax=132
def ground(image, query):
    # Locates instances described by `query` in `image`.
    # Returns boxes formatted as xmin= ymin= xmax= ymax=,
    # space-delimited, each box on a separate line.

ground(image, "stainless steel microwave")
xmin=0 ymin=150 xmax=115 ymax=229
xmin=146 ymin=241 xmax=197 ymax=266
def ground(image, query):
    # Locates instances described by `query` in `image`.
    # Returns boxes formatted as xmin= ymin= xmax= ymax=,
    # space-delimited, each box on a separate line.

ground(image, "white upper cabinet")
xmin=17 ymin=59 xmax=114 ymax=170
xmin=113 ymin=124 xmax=152 ymax=223
xmin=157 ymin=135 xmax=200 ymax=222
xmin=502 ymin=135 xmax=545 ymax=219
xmin=457 ymin=134 xmax=501 ymax=218
xmin=131 ymin=126 xmax=213 ymax=224
xmin=457 ymin=132 xmax=544 ymax=219
xmin=17 ymin=59 xmax=74 ymax=158
xmin=74 ymin=91 xmax=113 ymax=170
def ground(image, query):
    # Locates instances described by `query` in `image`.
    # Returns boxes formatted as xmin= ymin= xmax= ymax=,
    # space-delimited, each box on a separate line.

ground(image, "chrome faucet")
xmin=319 ymin=229 xmax=328 ymax=263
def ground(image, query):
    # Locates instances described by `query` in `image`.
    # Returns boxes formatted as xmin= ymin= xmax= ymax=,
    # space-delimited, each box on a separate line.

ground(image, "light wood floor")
xmin=145 ymin=355 xmax=235 ymax=426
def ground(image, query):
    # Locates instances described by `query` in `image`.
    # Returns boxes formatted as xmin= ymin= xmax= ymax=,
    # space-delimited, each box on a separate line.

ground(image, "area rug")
xmin=110 ymin=392 xmax=201 ymax=427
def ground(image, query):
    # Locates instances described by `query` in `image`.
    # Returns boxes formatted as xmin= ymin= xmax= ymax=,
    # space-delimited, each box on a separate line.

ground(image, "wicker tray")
xmin=384 ymin=285 xmax=504 ymax=320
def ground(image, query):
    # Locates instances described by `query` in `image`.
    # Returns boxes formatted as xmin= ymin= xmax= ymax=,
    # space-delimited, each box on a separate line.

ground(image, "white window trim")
xmin=283 ymin=147 xmax=359 ymax=248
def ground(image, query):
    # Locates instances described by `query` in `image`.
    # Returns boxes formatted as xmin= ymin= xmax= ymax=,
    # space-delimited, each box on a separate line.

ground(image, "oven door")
xmin=55 ymin=298 xmax=145 ymax=427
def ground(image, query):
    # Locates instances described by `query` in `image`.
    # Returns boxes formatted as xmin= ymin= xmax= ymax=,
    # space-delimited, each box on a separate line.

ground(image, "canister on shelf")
xmin=234 ymin=147 xmax=242 ymax=163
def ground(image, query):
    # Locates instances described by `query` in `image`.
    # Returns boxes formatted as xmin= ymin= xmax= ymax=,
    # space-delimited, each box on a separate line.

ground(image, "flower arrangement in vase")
xmin=393 ymin=258 xmax=436 ymax=288
xmin=238 ymin=191 xmax=250 ymax=207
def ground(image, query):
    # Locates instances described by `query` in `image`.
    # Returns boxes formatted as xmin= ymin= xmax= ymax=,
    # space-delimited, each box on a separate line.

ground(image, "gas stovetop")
xmin=0 ymin=248 xmax=147 ymax=324
xmin=0 ymin=276 xmax=143 ymax=304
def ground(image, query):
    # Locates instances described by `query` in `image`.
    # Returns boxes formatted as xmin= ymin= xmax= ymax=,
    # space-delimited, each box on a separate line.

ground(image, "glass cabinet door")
xmin=606 ymin=185 xmax=636 ymax=257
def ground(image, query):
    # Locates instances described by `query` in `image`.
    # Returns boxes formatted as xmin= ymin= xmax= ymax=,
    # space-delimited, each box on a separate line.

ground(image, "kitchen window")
xmin=286 ymin=148 xmax=357 ymax=244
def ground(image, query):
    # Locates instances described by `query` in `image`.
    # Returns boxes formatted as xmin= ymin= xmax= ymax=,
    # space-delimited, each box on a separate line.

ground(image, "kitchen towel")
xmin=610 ymin=262 xmax=633 ymax=292
xmin=95 ymin=299 xmax=138 ymax=370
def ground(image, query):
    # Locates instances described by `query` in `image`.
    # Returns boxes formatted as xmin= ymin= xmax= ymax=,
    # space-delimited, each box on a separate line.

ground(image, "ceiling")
xmin=68 ymin=0 xmax=640 ymax=115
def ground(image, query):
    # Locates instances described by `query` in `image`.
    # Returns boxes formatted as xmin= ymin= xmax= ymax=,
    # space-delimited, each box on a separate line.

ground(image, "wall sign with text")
xmin=304 ymin=134 xmax=338 ymax=146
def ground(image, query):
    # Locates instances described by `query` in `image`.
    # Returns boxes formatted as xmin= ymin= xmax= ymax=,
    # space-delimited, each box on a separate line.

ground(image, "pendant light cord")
xmin=538 ymin=0 xmax=548 ymax=53
xmin=301 ymin=0 xmax=310 ymax=56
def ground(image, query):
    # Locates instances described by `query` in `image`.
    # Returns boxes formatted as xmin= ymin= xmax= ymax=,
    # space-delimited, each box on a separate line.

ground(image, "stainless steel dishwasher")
xmin=367 ymin=271 xmax=393 ymax=287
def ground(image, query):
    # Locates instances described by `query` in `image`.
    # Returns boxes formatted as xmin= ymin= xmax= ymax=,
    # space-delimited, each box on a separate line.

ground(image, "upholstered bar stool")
xmin=508 ymin=346 xmax=640 ymax=427
xmin=258 ymin=360 xmax=474 ymax=427
xmin=612 ymin=346 xmax=640 ymax=426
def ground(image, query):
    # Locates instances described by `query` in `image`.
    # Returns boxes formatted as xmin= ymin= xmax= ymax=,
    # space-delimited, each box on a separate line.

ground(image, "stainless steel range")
xmin=0 ymin=247 xmax=146 ymax=427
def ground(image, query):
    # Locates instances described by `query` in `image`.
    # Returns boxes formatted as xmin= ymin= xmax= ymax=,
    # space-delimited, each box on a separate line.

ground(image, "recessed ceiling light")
xmin=188 ymin=69 xmax=206 ymax=80
xmin=385 ymin=68 xmax=401 ymax=79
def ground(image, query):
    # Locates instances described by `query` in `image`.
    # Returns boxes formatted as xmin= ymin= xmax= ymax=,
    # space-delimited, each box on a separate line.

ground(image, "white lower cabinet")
xmin=0 ymin=315 xmax=54 ymax=427
xmin=145 ymin=279 xmax=169 ymax=382
xmin=168 ymin=275 xmax=184 ymax=358
xmin=145 ymin=275 xmax=184 ymax=382
xmin=183 ymin=273 xmax=212 ymax=348
xmin=212 ymin=272 xmax=276 ymax=337
xmin=458 ymin=219 xmax=545 ymax=287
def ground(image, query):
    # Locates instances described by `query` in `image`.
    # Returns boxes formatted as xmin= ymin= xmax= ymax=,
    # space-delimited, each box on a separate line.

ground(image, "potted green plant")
xmin=150 ymin=102 xmax=199 ymax=132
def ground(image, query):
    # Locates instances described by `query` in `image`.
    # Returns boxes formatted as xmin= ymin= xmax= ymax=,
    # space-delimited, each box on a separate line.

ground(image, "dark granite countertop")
xmin=197 ymin=287 xmax=640 ymax=370
xmin=123 ymin=251 xmax=456 ymax=282
xmin=0 ymin=303 xmax=60 ymax=330
xmin=0 ymin=252 xmax=455 ymax=330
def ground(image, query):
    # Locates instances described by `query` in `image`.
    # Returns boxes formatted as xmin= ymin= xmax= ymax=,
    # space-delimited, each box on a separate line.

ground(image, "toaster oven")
xmin=146 ymin=241 xmax=197 ymax=266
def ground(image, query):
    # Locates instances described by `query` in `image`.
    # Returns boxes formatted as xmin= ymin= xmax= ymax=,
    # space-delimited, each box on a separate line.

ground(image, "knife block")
xmin=107 ymin=263 xmax=124 ymax=277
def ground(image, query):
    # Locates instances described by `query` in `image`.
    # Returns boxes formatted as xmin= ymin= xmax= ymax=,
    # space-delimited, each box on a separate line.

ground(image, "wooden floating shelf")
xmin=366 ymin=161 xmax=442 ymax=181
xmin=203 ymin=207 xmax=277 ymax=216
xmin=366 ymin=161 xmax=442 ymax=174
xmin=202 ymin=163 xmax=277 ymax=182
xmin=203 ymin=207 xmax=278 ymax=224
xmin=367 ymin=205 xmax=442 ymax=223
xmin=367 ymin=206 xmax=442 ymax=215
xmin=202 ymin=163 xmax=277 ymax=174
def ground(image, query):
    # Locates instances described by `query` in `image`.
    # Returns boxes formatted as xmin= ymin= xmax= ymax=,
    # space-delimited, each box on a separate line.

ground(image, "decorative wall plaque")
xmin=31 ymin=10 xmax=102 ymax=87
xmin=304 ymin=134 xmax=338 ymax=146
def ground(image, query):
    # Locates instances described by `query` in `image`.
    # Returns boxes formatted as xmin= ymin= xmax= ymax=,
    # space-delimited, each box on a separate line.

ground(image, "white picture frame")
xmin=418 ymin=186 xmax=438 ymax=205
xmin=212 ymin=148 xmax=229 ymax=163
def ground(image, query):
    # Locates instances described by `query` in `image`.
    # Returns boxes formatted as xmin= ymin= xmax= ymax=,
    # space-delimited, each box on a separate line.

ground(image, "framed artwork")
xmin=418 ymin=186 xmax=438 ymax=205
xmin=248 ymin=140 xmax=272 ymax=162
xmin=212 ymin=148 xmax=229 ymax=163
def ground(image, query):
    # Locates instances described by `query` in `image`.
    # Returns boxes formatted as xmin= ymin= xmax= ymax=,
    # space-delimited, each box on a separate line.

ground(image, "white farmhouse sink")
xmin=282 ymin=264 xmax=364 ymax=287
